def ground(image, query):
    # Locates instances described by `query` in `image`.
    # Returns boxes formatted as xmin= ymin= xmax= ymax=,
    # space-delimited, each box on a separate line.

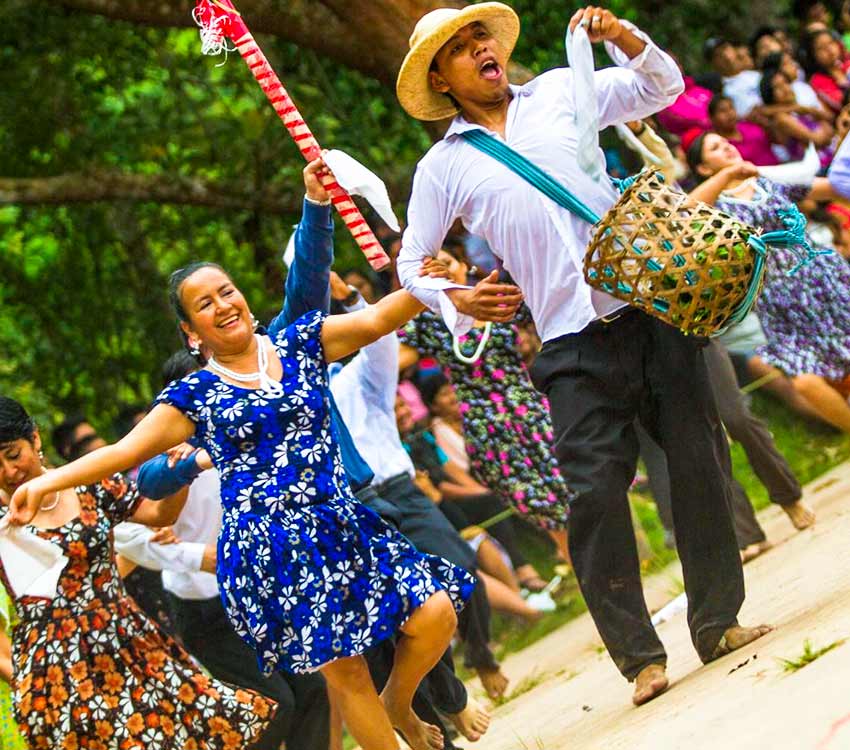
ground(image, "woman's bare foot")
xmin=782 ymin=499 xmax=816 ymax=530
xmin=740 ymin=540 xmax=773 ymax=564
xmin=477 ymin=667 xmax=509 ymax=700
xmin=448 ymin=697 xmax=490 ymax=741
xmin=382 ymin=693 xmax=444 ymax=750
xmin=632 ymin=663 xmax=669 ymax=706
xmin=709 ymin=623 xmax=774 ymax=661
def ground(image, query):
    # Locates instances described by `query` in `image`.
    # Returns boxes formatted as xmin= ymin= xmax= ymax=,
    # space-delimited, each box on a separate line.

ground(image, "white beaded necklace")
xmin=208 ymin=334 xmax=284 ymax=397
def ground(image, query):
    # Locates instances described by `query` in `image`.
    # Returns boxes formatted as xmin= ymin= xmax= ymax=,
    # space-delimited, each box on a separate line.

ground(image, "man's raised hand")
xmin=569 ymin=6 xmax=624 ymax=43
xmin=446 ymin=270 xmax=523 ymax=322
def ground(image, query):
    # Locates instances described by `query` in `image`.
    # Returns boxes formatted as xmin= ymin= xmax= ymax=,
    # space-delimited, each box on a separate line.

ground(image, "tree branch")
xmin=0 ymin=171 xmax=301 ymax=214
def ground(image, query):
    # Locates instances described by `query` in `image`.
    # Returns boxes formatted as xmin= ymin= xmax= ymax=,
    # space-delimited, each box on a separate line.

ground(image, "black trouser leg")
xmin=168 ymin=594 xmax=329 ymax=750
xmin=637 ymin=419 xmax=765 ymax=548
xmin=386 ymin=478 xmax=500 ymax=672
xmin=640 ymin=320 xmax=745 ymax=662
xmin=635 ymin=420 xmax=674 ymax=534
xmin=531 ymin=317 xmax=665 ymax=680
xmin=705 ymin=341 xmax=802 ymax=507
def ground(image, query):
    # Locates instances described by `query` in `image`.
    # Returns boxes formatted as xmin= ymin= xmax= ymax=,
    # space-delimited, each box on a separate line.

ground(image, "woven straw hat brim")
xmin=396 ymin=3 xmax=520 ymax=122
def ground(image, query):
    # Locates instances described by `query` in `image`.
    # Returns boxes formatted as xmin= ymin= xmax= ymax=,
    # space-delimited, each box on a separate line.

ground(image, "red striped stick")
xmin=194 ymin=0 xmax=390 ymax=271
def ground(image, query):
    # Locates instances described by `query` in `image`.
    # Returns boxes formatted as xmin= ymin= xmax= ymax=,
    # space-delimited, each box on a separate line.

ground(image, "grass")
xmin=492 ymin=668 xmax=546 ymax=706
xmin=777 ymin=638 xmax=847 ymax=673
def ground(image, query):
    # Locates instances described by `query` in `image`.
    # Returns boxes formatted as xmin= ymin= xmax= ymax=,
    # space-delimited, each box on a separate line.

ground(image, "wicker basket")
xmin=584 ymin=171 xmax=762 ymax=337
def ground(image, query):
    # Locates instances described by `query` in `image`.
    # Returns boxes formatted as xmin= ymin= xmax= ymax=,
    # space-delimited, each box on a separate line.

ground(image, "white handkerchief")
xmin=758 ymin=143 xmax=820 ymax=185
xmin=323 ymin=149 xmax=401 ymax=232
xmin=0 ymin=525 xmax=68 ymax=599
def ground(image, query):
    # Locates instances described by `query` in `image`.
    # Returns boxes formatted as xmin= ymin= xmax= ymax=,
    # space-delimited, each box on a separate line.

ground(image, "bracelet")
xmin=305 ymin=194 xmax=331 ymax=206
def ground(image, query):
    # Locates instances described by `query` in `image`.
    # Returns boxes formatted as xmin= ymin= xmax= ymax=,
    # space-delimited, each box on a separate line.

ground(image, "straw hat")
xmin=396 ymin=3 xmax=520 ymax=121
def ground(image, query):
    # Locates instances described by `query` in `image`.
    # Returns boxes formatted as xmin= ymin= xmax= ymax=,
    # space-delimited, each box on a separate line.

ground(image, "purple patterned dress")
xmin=400 ymin=310 xmax=574 ymax=529
xmin=716 ymin=178 xmax=850 ymax=380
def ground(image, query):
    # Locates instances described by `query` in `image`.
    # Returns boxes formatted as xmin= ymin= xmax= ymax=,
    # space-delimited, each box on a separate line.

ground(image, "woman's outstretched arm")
xmin=7 ymin=404 xmax=194 ymax=526
xmin=321 ymin=289 xmax=426 ymax=363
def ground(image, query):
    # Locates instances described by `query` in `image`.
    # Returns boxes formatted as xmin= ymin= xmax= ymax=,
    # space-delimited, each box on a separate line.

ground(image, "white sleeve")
xmin=331 ymin=299 xmax=400 ymax=414
xmin=114 ymin=522 xmax=206 ymax=573
xmin=396 ymin=164 xmax=474 ymax=336
xmin=595 ymin=22 xmax=685 ymax=130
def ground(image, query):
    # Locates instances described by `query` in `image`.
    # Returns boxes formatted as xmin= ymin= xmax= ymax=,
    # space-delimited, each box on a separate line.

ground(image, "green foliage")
xmin=0 ymin=0 xmax=807 ymax=435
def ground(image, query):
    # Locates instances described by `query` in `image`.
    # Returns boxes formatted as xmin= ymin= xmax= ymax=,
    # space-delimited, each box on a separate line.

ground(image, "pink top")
xmin=656 ymin=76 xmax=713 ymax=136
xmin=810 ymin=61 xmax=850 ymax=112
xmin=728 ymin=122 xmax=779 ymax=166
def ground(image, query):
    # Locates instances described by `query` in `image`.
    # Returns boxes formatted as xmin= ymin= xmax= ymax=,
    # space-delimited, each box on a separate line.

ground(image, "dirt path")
xmin=464 ymin=462 xmax=850 ymax=750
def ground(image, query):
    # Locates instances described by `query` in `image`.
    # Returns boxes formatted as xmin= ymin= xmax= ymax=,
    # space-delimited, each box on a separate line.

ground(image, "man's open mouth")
xmin=480 ymin=60 xmax=502 ymax=80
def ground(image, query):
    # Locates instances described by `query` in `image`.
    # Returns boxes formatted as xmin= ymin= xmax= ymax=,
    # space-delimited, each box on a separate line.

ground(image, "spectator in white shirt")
xmin=394 ymin=2 xmax=771 ymax=707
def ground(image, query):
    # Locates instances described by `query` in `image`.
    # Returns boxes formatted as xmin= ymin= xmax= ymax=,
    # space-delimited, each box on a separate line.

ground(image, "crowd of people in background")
xmin=3 ymin=2 xmax=850 ymax=749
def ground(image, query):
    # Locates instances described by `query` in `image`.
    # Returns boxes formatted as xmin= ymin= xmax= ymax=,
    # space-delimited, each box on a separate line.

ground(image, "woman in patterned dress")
xmin=7 ymin=264 xmax=474 ymax=750
xmin=398 ymin=247 xmax=575 ymax=565
xmin=0 ymin=396 xmax=274 ymax=750
xmin=687 ymin=131 xmax=850 ymax=433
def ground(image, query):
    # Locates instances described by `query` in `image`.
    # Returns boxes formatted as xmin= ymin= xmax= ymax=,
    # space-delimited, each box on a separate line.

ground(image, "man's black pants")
xmin=168 ymin=593 xmax=330 ymax=750
xmin=530 ymin=311 xmax=745 ymax=679
xmin=638 ymin=339 xmax=802 ymax=548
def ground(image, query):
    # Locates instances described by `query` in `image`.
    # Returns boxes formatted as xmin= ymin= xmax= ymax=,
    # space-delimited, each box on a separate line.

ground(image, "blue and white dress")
xmin=156 ymin=311 xmax=474 ymax=675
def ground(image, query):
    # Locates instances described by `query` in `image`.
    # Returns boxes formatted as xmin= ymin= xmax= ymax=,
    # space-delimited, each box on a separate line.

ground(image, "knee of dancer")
xmin=408 ymin=591 xmax=458 ymax=639
xmin=322 ymin=654 xmax=374 ymax=693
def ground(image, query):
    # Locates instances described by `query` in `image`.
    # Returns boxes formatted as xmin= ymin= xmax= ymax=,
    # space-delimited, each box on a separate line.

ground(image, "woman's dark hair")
xmin=418 ymin=372 xmax=450 ymax=410
xmin=759 ymin=66 xmax=783 ymax=105
xmin=749 ymin=26 xmax=778 ymax=61
xmin=685 ymin=131 xmax=711 ymax=182
xmin=707 ymin=94 xmax=733 ymax=118
xmin=760 ymin=51 xmax=784 ymax=73
xmin=162 ymin=350 xmax=201 ymax=387
xmin=0 ymin=397 xmax=36 ymax=446
xmin=799 ymin=29 xmax=833 ymax=78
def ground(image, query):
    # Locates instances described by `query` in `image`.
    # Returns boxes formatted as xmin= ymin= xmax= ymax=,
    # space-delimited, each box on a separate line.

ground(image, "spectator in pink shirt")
xmin=708 ymin=94 xmax=779 ymax=165
xmin=657 ymin=72 xmax=713 ymax=136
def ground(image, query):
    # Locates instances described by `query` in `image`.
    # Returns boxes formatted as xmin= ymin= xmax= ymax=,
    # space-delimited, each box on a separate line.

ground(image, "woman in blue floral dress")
xmin=688 ymin=131 xmax=850 ymax=432
xmin=7 ymin=262 xmax=474 ymax=750
xmin=399 ymin=248 xmax=575 ymax=560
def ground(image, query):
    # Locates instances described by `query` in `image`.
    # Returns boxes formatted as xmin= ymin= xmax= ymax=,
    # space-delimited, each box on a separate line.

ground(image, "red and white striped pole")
xmin=194 ymin=0 xmax=391 ymax=271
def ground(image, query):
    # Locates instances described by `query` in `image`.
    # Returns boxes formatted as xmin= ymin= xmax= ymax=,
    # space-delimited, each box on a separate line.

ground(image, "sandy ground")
xmin=462 ymin=461 xmax=850 ymax=750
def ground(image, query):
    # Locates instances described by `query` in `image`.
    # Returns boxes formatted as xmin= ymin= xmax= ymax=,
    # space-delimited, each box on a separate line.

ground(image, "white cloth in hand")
xmin=0 ymin=524 xmax=67 ymax=599
xmin=323 ymin=149 xmax=401 ymax=231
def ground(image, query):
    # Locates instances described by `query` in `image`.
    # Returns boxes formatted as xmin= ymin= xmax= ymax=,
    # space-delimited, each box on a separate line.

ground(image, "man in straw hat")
xmin=395 ymin=3 xmax=772 ymax=707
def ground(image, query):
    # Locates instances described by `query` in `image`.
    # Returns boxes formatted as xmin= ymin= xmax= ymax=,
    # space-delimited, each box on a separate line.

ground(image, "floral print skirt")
xmin=14 ymin=594 xmax=275 ymax=750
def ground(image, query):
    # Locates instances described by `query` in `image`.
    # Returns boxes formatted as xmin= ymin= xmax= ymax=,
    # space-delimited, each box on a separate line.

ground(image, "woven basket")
xmin=583 ymin=171 xmax=762 ymax=337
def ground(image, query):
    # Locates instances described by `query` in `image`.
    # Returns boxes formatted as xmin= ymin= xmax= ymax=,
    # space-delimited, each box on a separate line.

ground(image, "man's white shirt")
xmin=396 ymin=23 xmax=683 ymax=343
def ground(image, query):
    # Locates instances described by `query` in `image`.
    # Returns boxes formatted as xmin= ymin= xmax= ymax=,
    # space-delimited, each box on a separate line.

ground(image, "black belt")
xmin=582 ymin=306 xmax=638 ymax=334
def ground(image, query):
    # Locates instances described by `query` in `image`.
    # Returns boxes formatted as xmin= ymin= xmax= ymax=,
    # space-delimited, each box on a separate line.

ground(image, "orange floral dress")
xmin=0 ymin=475 xmax=276 ymax=750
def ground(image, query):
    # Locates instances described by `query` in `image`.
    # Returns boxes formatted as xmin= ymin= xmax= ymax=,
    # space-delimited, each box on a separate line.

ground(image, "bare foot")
xmin=448 ymin=697 xmax=490 ymax=742
xmin=740 ymin=540 xmax=773 ymax=564
xmin=382 ymin=694 xmax=444 ymax=750
xmin=782 ymin=500 xmax=815 ymax=530
xmin=632 ymin=663 xmax=668 ymax=706
xmin=477 ymin=667 xmax=509 ymax=700
xmin=709 ymin=623 xmax=774 ymax=661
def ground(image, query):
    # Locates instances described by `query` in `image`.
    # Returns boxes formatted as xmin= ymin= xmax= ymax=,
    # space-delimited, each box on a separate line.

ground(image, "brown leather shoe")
xmin=632 ymin=663 xmax=669 ymax=706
